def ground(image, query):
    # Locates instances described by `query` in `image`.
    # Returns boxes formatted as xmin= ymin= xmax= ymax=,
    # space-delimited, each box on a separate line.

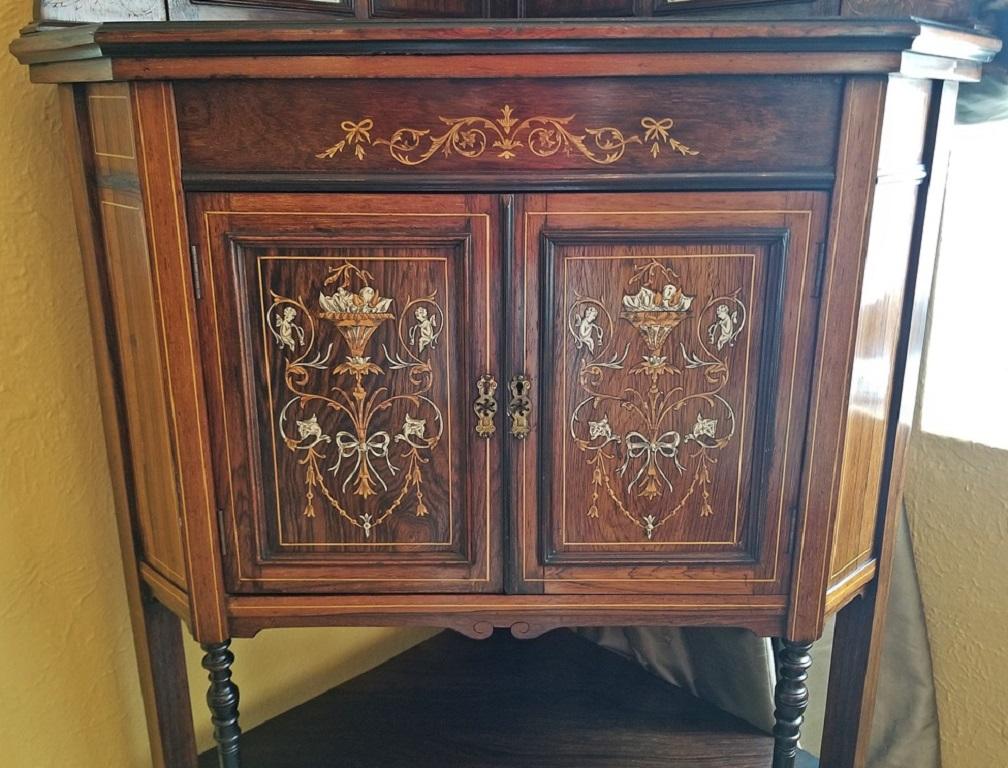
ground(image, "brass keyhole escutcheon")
xmin=473 ymin=374 xmax=498 ymax=438
xmin=508 ymin=375 xmax=532 ymax=440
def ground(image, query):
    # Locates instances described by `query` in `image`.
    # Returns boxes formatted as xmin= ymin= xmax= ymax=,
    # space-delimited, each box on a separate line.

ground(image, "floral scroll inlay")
xmin=569 ymin=259 xmax=748 ymax=540
xmin=316 ymin=105 xmax=698 ymax=167
xmin=267 ymin=262 xmax=445 ymax=537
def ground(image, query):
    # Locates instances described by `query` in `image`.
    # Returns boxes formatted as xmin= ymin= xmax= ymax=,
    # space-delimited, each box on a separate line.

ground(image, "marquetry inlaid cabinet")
xmin=11 ymin=2 xmax=1000 ymax=766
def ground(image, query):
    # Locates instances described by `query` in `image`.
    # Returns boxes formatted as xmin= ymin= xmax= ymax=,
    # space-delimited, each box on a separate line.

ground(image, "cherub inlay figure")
xmin=708 ymin=303 xmax=740 ymax=351
xmin=574 ymin=305 xmax=604 ymax=353
xmin=409 ymin=306 xmax=439 ymax=353
xmin=274 ymin=306 xmax=305 ymax=352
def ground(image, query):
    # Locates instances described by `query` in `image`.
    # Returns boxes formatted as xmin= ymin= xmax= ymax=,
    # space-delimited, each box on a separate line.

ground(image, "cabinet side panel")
xmin=787 ymin=77 xmax=886 ymax=642
xmin=131 ymin=82 xmax=229 ymax=643
xmin=827 ymin=77 xmax=933 ymax=592
xmin=86 ymin=82 xmax=189 ymax=591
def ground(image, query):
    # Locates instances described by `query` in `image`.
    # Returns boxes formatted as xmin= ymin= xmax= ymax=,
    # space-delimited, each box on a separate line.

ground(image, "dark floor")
xmin=199 ymin=629 xmax=818 ymax=768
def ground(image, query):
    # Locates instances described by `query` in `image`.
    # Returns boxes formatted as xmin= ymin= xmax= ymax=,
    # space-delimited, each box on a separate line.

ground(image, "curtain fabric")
xmin=578 ymin=508 xmax=941 ymax=767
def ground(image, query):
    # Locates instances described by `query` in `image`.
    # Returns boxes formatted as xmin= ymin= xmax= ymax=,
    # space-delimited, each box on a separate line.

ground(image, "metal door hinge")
xmin=189 ymin=244 xmax=203 ymax=301
xmin=812 ymin=241 xmax=828 ymax=299
xmin=787 ymin=511 xmax=800 ymax=554
xmin=215 ymin=507 xmax=228 ymax=558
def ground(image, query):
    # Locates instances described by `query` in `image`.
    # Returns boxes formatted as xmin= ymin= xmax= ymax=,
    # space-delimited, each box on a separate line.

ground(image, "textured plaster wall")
xmin=0 ymin=3 xmax=433 ymax=764
xmin=905 ymin=431 xmax=1008 ymax=767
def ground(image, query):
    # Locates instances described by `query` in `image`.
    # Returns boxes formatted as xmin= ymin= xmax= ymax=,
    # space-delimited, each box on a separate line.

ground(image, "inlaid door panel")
xmin=512 ymin=192 xmax=828 ymax=594
xmin=189 ymin=193 xmax=500 ymax=593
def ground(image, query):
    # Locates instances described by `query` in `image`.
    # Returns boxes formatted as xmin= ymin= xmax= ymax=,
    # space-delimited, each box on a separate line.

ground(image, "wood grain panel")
xmin=61 ymin=85 xmax=197 ymax=768
xmin=786 ymin=77 xmax=886 ymax=642
xmin=189 ymin=192 xmax=502 ymax=594
xmin=371 ymin=0 xmax=484 ymax=16
xmin=525 ymin=0 xmax=635 ymax=16
xmin=512 ymin=191 xmax=828 ymax=596
xmin=86 ymin=83 xmax=189 ymax=591
xmin=132 ymin=82 xmax=229 ymax=642
xmin=174 ymin=77 xmax=842 ymax=177
xmin=828 ymin=76 xmax=932 ymax=586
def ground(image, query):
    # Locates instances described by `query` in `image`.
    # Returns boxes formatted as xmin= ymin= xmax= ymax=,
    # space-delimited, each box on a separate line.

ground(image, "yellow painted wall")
xmin=905 ymin=431 xmax=1008 ymax=767
xmin=0 ymin=4 xmax=433 ymax=765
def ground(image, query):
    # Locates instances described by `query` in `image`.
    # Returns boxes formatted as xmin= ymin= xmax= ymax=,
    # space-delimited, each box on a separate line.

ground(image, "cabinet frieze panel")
xmin=175 ymin=77 xmax=842 ymax=177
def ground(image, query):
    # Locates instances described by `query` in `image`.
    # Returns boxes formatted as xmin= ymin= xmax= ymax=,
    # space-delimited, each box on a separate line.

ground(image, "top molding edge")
xmin=9 ymin=18 xmax=1001 ymax=79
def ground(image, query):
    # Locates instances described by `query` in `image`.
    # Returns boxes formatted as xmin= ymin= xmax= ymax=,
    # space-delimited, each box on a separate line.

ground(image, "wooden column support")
xmin=201 ymin=640 xmax=242 ymax=768
xmin=772 ymin=640 xmax=814 ymax=768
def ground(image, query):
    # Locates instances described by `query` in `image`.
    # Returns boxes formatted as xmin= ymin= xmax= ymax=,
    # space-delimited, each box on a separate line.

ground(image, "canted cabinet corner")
xmin=17 ymin=14 xmax=998 ymax=768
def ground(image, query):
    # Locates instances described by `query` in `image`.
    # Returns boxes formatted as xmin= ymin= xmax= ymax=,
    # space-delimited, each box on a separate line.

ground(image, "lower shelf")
xmin=199 ymin=628 xmax=818 ymax=768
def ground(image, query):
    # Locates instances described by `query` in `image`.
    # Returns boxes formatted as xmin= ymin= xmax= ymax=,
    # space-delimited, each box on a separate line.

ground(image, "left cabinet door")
xmin=189 ymin=193 xmax=502 ymax=593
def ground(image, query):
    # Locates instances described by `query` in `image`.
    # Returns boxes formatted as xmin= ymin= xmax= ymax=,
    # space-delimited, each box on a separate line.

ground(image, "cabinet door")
xmin=190 ymin=194 xmax=501 ymax=593
xmin=512 ymin=192 xmax=827 ymax=595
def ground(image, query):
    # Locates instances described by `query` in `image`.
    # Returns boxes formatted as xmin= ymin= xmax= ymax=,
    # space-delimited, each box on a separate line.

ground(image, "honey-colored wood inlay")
xmin=264 ymin=260 xmax=447 ymax=539
xmin=316 ymin=105 xmax=698 ymax=166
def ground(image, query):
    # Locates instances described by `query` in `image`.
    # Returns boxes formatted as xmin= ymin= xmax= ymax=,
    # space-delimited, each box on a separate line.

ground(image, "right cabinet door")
xmin=513 ymin=192 xmax=828 ymax=595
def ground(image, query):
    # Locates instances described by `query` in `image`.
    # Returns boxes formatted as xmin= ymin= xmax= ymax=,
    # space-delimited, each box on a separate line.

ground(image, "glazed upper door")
xmin=512 ymin=192 xmax=828 ymax=595
xmin=190 ymin=193 xmax=501 ymax=593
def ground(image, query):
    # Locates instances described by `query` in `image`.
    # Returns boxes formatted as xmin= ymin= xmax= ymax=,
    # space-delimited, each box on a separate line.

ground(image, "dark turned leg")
xmin=772 ymin=640 xmax=813 ymax=768
xmin=201 ymin=640 xmax=241 ymax=768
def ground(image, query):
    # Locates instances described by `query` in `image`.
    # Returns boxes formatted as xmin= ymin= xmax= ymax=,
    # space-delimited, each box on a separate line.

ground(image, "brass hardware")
xmin=474 ymin=374 xmax=498 ymax=438
xmin=508 ymin=375 xmax=532 ymax=440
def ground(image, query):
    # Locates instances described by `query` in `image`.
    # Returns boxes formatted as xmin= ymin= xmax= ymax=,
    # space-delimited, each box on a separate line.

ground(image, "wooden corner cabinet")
xmin=11 ymin=3 xmax=999 ymax=767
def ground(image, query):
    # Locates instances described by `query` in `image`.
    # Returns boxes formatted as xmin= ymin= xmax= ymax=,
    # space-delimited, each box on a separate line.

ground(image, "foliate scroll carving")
xmin=568 ymin=260 xmax=747 ymax=541
xmin=316 ymin=105 xmax=698 ymax=167
xmin=267 ymin=261 xmax=446 ymax=538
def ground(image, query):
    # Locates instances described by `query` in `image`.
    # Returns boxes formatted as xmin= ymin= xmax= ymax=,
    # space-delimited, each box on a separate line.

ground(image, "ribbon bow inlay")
xmin=641 ymin=117 xmax=675 ymax=143
xmin=619 ymin=430 xmax=682 ymax=496
xmin=332 ymin=430 xmax=396 ymax=493
xmin=341 ymin=119 xmax=374 ymax=144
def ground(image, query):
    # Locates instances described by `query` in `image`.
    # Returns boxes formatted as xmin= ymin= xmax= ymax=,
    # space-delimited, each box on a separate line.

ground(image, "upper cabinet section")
xmin=33 ymin=0 xmax=975 ymax=22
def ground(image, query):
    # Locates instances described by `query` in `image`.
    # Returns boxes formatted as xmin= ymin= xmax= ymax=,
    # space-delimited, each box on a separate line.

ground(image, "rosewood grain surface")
xmin=196 ymin=629 xmax=820 ymax=768
xmin=189 ymin=192 xmax=502 ymax=593
xmin=828 ymin=76 xmax=933 ymax=588
xmin=786 ymin=77 xmax=886 ymax=642
xmin=132 ymin=82 xmax=229 ymax=642
xmin=60 ymin=83 xmax=197 ymax=768
xmin=513 ymin=191 xmax=828 ymax=596
xmin=819 ymin=78 xmax=960 ymax=768
xmin=173 ymin=77 xmax=842 ymax=178
xmin=86 ymin=82 xmax=190 ymax=591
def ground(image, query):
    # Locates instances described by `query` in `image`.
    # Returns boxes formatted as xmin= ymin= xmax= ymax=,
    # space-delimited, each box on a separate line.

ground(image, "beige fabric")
xmin=578 ymin=508 xmax=941 ymax=767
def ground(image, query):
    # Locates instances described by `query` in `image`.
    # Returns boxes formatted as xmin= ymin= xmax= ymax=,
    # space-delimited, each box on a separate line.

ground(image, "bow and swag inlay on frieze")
xmin=267 ymin=261 xmax=445 ymax=539
xmin=569 ymin=260 xmax=746 ymax=541
xmin=316 ymin=105 xmax=699 ymax=166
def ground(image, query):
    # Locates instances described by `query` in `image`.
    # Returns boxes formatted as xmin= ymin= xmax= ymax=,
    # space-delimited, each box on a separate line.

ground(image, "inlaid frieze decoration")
xmin=564 ymin=256 xmax=752 ymax=542
xmin=262 ymin=258 xmax=452 ymax=541
xmin=316 ymin=105 xmax=698 ymax=167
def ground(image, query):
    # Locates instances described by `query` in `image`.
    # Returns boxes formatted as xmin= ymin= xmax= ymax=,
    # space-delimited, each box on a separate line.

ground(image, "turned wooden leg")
xmin=772 ymin=640 xmax=813 ymax=768
xmin=201 ymin=640 xmax=241 ymax=768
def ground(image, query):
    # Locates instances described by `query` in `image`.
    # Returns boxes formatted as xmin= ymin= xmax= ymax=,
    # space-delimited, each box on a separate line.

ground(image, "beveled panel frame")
xmin=539 ymin=230 xmax=787 ymax=563
xmin=189 ymin=193 xmax=502 ymax=594
xmin=511 ymin=192 xmax=829 ymax=596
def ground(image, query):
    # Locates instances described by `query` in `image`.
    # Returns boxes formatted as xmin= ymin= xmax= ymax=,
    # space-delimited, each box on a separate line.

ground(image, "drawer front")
xmin=174 ymin=77 xmax=842 ymax=180
xmin=513 ymin=191 xmax=828 ymax=594
xmin=190 ymin=193 xmax=501 ymax=593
